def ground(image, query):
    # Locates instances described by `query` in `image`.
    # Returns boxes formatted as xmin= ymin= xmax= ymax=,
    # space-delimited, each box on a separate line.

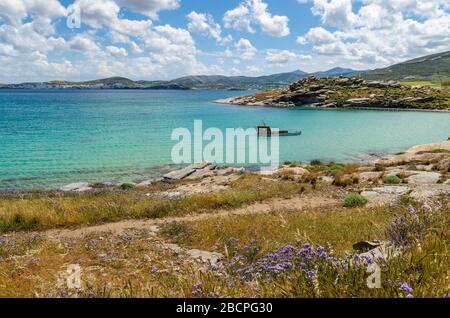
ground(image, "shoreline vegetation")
xmin=0 ymin=138 xmax=449 ymax=297
xmin=215 ymin=76 xmax=450 ymax=111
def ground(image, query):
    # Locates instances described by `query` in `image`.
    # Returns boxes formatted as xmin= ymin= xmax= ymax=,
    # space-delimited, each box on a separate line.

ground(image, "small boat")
xmin=257 ymin=122 xmax=302 ymax=137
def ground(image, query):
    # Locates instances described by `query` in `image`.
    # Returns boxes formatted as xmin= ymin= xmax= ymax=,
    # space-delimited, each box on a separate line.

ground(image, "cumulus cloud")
xmin=68 ymin=34 xmax=100 ymax=52
xmin=265 ymin=50 xmax=297 ymax=64
xmin=224 ymin=0 xmax=290 ymax=37
xmin=187 ymin=11 xmax=231 ymax=44
xmin=298 ymin=0 xmax=450 ymax=68
xmin=106 ymin=45 xmax=128 ymax=57
xmin=235 ymin=38 xmax=257 ymax=60
xmin=118 ymin=0 xmax=180 ymax=19
xmin=311 ymin=0 xmax=357 ymax=28
xmin=0 ymin=0 xmax=66 ymax=25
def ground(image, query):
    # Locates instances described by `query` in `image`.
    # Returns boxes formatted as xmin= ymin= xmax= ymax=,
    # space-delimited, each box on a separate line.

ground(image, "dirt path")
xmin=45 ymin=194 xmax=339 ymax=240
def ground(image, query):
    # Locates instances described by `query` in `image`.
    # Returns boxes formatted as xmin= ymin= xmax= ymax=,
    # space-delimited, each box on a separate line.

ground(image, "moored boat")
xmin=257 ymin=123 xmax=302 ymax=137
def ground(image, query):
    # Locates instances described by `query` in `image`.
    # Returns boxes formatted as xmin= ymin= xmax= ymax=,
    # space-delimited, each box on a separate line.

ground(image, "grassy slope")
xmin=362 ymin=51 xmax=450 ymax=81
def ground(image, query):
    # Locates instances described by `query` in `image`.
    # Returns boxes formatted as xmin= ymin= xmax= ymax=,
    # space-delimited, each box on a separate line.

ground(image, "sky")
xmin=0 ymin=0 xmax=449 ymax=83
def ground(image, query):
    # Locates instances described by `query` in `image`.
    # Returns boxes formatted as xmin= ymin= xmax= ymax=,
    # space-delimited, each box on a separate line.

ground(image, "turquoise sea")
xmin=0 ymin=89 xmax=449 ymax=190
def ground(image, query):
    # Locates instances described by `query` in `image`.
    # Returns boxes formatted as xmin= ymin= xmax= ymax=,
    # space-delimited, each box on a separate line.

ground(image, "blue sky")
xmin=0 ymin=0 xmax=449 ymax=82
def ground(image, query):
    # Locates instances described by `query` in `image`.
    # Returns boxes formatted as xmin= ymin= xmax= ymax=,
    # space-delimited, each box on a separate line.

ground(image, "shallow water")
xmin=0 ymin=89 xmax=449 ymax=189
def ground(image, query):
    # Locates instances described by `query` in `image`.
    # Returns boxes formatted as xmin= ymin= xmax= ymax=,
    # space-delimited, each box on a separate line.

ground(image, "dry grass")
xmin=0 ymin=195 xmax=448 ymax=298
xmin=161 ymin=206 xmax=392 ymax=254
xmin=0 ymin=175 xmax=304 ymax=234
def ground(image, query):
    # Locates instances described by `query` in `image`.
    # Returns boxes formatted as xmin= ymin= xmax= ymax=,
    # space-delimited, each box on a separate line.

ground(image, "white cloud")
xmin=224 ymin=0 xmax=290 ymax=37
xmin=0 ymin=0 xmax=66 ymax=25
xmin=265 ymin=50 xmax=297 ymax=64
xmin=118 ymin=0 xmax=180 ymax=19
xmin=187 ymin=11 xmax=231 ymax=44
xmin=235 ymin=38 xmax=257 ymax=60
xmin=311 ymin=0 xmax=357 ymax=28
xmin=298 ymin=0 xmax=450 ymax=68
xmin=106 ymin=45 xmax=128 ymax=57
xmin=296 ymin=36 xmax=307 ymax=45
xmin=68 ymin=34 xmax=100 ymax=52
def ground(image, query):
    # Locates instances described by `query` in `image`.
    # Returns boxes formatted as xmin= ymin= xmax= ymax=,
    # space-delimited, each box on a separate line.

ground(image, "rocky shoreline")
xmin=22 ymin=138 xmax=447 ymax=206
xmin=216 ymin=76 xmax=449 ymax=110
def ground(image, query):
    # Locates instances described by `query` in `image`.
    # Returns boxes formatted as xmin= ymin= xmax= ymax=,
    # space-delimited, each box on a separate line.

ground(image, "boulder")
xmin=406 ymin=140 xmax=450 ymax=154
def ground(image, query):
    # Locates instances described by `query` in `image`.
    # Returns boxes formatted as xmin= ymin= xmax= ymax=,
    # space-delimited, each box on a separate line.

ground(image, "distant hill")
xmin=313 ymin=67 xmax=361 ymax=78
xmin=1 ymin=68 xmax=359 ymax=90
xmin=361 ymin=51 xmax=450 ymax=81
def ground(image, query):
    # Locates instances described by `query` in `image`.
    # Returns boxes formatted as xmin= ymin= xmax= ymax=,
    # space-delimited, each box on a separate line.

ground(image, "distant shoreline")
xmin=214 ymin=99 xmax=450 ymax=113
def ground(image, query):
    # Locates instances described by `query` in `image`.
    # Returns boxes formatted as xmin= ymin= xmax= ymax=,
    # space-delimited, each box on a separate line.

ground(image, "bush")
xmin=343 ymin=193 xmax=368 ymax=208
xmin=120 ymin=183 xmax=136 ymax=190
xmin=310 ymin=159 xmax=323 ymax=166
xmin=328 ymin=164 xmax=345 ymax=176
xmin=383 ymin=175 xmax=402 ymax=184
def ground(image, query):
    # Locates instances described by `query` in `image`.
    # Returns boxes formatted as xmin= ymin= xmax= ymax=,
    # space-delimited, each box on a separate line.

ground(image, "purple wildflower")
xmin=399 ymin=282 xmax=414 ymax=294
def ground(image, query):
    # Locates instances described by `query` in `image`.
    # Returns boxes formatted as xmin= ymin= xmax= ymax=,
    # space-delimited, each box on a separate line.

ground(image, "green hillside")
xmin=362 ymin=51 xmax=450 ymax=81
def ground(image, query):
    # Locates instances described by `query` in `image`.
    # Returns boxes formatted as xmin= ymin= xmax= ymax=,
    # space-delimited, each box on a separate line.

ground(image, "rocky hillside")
xmin=216 ymin=76 xmax=450 ymax=110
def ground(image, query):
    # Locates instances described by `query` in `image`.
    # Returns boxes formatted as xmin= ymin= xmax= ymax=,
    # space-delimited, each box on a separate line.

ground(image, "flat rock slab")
xmin=407 ymin=172 xmax=441 ymax=184
xmin=60 ymin=182 xmax=92 ymax=192
xmin=163 ymin=167 xmax=196 ymax=180
xmin=187 ymin=162 xmax=213 ymax=170
xmin=372 ymin=186 xmax=410 ymax=195
xmin=185 ymin=170 xmax=216 ymax=180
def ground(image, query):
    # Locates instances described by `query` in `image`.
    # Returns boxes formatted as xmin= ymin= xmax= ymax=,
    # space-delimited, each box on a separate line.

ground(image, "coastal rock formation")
xmin=216 ymin=76 xmax=449 ymax=110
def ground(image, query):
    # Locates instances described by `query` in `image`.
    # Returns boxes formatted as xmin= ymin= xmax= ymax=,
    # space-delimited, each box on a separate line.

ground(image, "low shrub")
xmin=328 ymin=164 xmax=345 ymax=176
xmin=383 ymin=175 xmax=402 ymax=184
xmin=120 ymin=183 xmax=136 ymax=190
xmin=343 ymin=193 xmax=368 ymax=207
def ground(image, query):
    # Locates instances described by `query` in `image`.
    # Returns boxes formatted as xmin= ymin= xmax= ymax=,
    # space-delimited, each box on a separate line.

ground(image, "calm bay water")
xmin=0 ymin=89 xmax=449 ymax=189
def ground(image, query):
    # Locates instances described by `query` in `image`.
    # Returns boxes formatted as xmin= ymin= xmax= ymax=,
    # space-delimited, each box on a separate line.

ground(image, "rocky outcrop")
xmin=405 ymin=140 xmax=450 ymax=154
xmin=216 ymin=76 xmax=449 ymax=110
